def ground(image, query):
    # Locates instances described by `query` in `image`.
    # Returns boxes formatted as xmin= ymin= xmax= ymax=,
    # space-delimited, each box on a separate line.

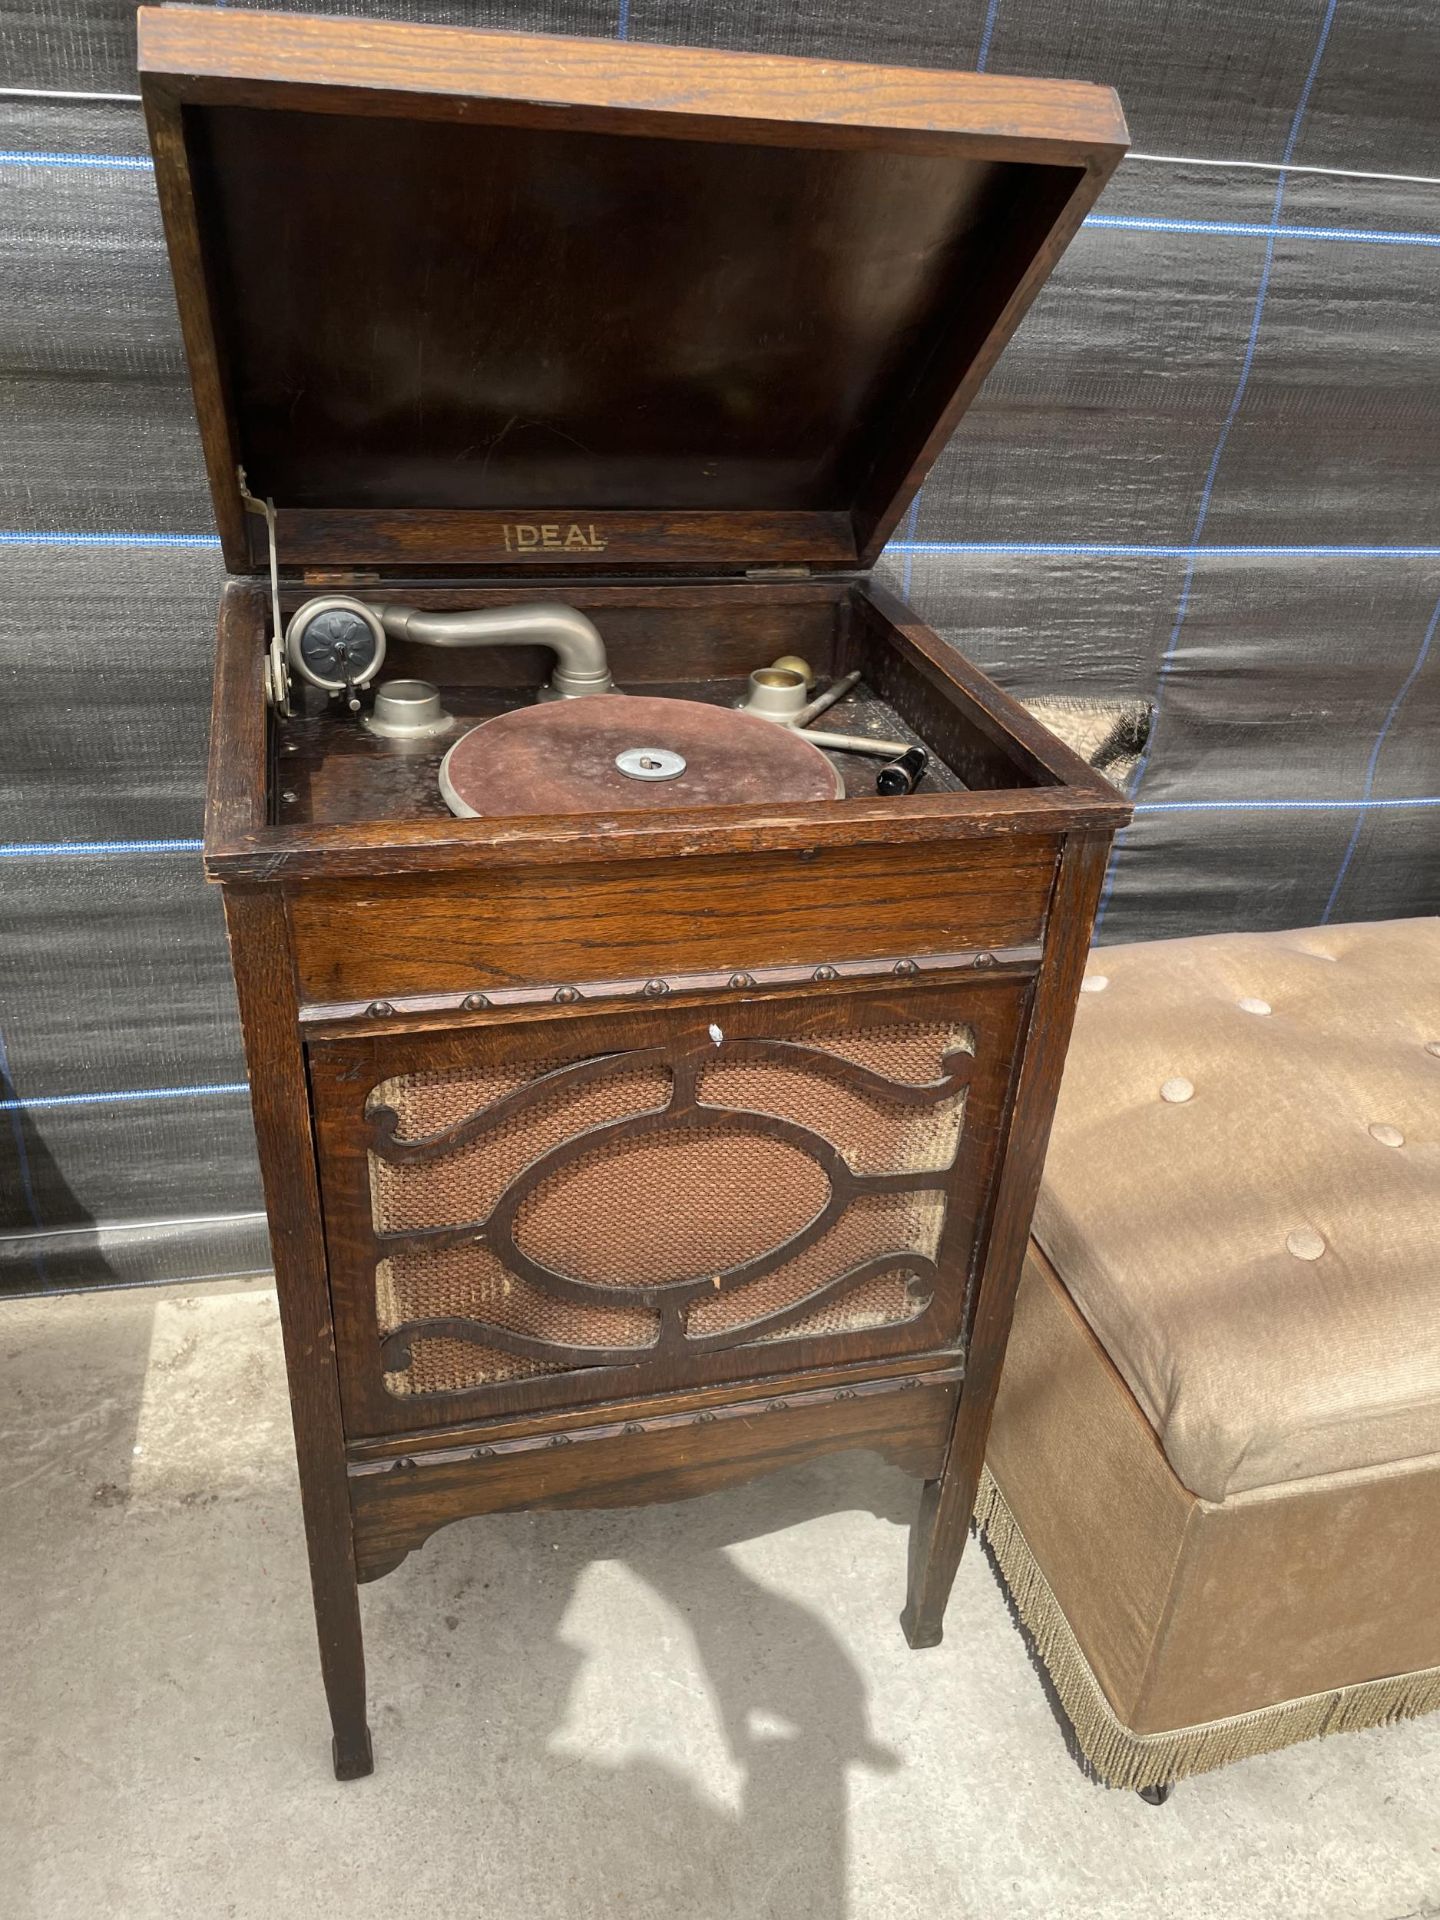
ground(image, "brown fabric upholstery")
xmin=988 ymin=1247 xmax=1440 ymax=1737
xmin=1033 ymin=917 xmax=1440 ymax=1501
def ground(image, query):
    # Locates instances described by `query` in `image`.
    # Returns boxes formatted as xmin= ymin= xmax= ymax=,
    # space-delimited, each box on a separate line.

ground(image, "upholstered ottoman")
xmin=980 ymin=918 xmax=1440 ymax=1794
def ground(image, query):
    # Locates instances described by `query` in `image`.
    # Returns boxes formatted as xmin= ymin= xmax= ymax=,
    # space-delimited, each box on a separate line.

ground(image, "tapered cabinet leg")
xmin=900 ymin=1447 xmax=982 ymax=1649
xmin=901 ymin=1477 xmax=946 ymax=1648
xmin=223 ymin=887 xmax=374 ymax=1779
xmin=901 ymin=834 xmax=1113 ymax=1652
xmin=305 ymin=1525 xmax=373 ymax=1780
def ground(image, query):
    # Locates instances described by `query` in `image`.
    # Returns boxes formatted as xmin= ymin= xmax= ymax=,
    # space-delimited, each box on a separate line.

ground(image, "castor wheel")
xmin=1137 ymin=1781 xmax=1173 ymax=1805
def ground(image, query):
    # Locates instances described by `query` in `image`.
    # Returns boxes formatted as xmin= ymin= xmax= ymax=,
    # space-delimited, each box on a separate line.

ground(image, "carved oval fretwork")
xmin=508 ymin=1115 xmax=831 ymax=1290
xmin=364 ymin=1003 xmax=990 ymax=1400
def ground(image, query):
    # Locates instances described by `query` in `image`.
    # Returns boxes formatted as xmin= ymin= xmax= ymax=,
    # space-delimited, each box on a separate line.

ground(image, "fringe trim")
xmin=974 ymin=1465 xmax=1440 ymax=1792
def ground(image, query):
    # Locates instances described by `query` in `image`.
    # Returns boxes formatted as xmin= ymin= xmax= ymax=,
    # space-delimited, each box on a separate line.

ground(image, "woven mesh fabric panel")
xmin=751 ymin=1269 xmax=921 ymax=1343
xmin=4 ymin=1 xmax=1437 ymax=1292
xmin=368 ymin=1021 xmax=955 ymax=1392
xmin=779 ymin=1021 xmax=971 ymax=1081
xmin=388 ymin=1335 xmax=571 ymax=1396
xmin=511 ymin=1123 xmax=832 ymax=1287
xmin=377 ymin=1244 xmax=659 ymax=1348
xmin=376 ymin=1243 xmax=659 ymax=1396
xmin=696 ymin=1058 xmax=969 ymax=1177
xmin=369 ymin=1059 xmax=672 ymax=1232
xmin=687 ymin=1191 xmax=942 ymax=1336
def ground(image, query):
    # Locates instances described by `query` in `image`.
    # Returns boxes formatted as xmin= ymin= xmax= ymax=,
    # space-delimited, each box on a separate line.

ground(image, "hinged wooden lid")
xmin=139 ymin=7 xmax=1126 ymax=578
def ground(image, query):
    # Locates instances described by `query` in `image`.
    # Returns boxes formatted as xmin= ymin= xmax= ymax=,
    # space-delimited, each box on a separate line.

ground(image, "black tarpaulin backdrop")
xmin=1 ymin=0 xmax=1437 ymax=1292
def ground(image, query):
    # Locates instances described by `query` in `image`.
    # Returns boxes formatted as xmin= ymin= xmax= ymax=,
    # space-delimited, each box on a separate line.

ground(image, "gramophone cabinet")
xmin=140 ymin=4 xmax=1130 ymax=1778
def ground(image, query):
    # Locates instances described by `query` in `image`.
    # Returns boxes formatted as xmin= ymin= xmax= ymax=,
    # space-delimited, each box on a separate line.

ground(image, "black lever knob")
xmin=876 ymin=746 xmax=929 ymax=795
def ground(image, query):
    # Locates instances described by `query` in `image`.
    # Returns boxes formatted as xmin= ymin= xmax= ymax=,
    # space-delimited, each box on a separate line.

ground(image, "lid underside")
xmin=140 ymin=9 xmax=1127 ymax=576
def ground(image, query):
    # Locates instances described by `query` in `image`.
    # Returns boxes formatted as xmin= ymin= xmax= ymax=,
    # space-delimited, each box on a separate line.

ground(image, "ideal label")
xmin=501 ymin=523 xmax=609 ymax=553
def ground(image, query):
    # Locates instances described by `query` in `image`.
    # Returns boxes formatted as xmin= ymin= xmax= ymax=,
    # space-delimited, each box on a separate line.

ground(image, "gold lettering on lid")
xmin=501 ymin=523 xmax=609 ymax=553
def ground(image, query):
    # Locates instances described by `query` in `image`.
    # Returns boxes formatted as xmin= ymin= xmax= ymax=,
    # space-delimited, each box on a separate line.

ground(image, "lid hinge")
xmin=744 ymin=564 xmax=812 ymax=581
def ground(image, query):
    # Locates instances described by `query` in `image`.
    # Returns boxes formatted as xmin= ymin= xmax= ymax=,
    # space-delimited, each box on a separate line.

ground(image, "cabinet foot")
xmin=332 ymin=1727 xmax=375 ymax=1781
xmin=899 ymin=1603 xmax=944 ymax=1650
xmin=901 ymin=1469 xmax=973 ymax=1649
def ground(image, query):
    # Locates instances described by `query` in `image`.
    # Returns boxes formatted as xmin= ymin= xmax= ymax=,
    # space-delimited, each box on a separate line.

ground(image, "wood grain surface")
xmin=902 ymin=830 xmax=1111 ymax=1647
xmin=139 ymin=9 xmax=1127 ymax=156
xmin=286 ymin=837 xmax=1057 ymax=1001
xmin=140 ymin=7 xmax=1126 ymax=574
xmin=274 ymin=508 xmax=859 ymax=572
xmin=222 ymin=887 xmax=373 ymax=1777
xmin=349 ymin=1369 xmax=963 ymax=1581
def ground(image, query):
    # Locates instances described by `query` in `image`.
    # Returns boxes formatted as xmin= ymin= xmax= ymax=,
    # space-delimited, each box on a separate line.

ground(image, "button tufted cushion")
xmin=1033 ymin=918 xmax=1440 ymax=1503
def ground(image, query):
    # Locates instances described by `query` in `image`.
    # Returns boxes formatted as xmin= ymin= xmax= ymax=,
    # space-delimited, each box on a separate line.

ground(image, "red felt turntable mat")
xmin=438 ymin=694 xmax=844 ymax=818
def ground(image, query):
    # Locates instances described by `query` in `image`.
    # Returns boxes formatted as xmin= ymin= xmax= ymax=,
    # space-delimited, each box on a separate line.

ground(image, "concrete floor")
xmin=3 ymin=1280 xmax=1438 ymax=1920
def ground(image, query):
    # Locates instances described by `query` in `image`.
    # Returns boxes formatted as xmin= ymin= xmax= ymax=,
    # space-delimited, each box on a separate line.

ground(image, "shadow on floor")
xmin=367 ymin=1453 xmax=926 ymax=1918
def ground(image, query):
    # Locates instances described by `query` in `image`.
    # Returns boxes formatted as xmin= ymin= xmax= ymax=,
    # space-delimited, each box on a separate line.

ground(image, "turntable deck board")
xmin=275 ymin=676 xmax=964 ymax=828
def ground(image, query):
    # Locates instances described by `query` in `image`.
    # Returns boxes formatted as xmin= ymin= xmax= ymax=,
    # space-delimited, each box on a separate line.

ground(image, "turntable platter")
xmin=438 ymin=694 xmax=844 ymax=819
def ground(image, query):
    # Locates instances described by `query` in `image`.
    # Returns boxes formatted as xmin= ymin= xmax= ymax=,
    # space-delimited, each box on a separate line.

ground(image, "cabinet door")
xmin=309 ymin=975 xmax=1028 ymax=1437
